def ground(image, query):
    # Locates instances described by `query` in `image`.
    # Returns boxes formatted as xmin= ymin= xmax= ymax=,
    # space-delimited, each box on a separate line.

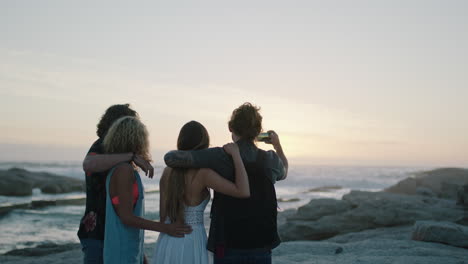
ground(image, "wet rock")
xmin=0 ymin=168 xmax=84 ymax=196
xmin=4 ymin=243 xmax=80 ymax=257
xmin=457 ymin=184 xmax=468 ymax=206
xmin=385 ymin=168 xmax=468 ymax=200
xmin=412 ymin=221 xmax=468 ymax=248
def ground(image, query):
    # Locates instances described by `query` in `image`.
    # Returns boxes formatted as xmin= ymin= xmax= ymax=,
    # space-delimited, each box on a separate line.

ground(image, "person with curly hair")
xmin=164 ymin=102 xmax=288 ymax=264
xmin=78 ymin=104 xmax=191 ymax=264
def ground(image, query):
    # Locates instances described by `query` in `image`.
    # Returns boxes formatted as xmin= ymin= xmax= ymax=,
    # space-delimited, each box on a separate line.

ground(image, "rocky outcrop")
xmin=457 ymin=184 xmax=468 ymax=206
xmin=412 ymin=221 xmax=468 ymax=248
xmin=287 ymin=198 xmax=352 ymax=221
xmin=304 ymin=185 xmax=343 ymax=193
xmin=4 ymin=243 xmax=80 ymax=257
xmin=0 ymin=168 xmax=84 ymax=196
xmin=385 ymin=168 xmax=468 ymax=200
xmin=272 ymin=234 xmax=468 ymax=264
xmin=279 ymin=191 xmax=464 ymax=241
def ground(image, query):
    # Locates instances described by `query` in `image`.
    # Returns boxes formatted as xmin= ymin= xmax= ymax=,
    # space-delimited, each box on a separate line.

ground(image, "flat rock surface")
xmin=1 ymin=227 xmax=467 ymax=264
xmin=272 ymin=238 xmax=468 ymax=264
xmin=280 ymin=190 xmax=464 ymax=241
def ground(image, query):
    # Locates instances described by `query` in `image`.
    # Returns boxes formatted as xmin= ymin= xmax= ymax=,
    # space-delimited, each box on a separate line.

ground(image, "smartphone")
xmin=256 ymin=132 xmax=270 ymax=142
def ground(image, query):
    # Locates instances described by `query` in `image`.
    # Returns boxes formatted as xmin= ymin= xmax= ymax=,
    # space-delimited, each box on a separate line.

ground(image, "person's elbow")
xmin=237 ymin=189 xmax=250 ymax=198
xmin=82 ymin=157 xmax=95 ymax=173
xmin=119 ymin=214 xmax=134 ymax=227
xmin=163 ymin=151 xmax=176 ymax=167
xmin=240 ymin=192 xmax=250 ymax=198
xmin=277 ymin=167 xmax=288 ymax=181
xmin=281 ymin=171 xmax=288 ymax=181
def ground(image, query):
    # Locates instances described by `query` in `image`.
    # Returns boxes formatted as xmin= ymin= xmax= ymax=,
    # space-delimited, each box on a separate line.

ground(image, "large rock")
xmin=0 ymin=168 xmax=84 ymax=196
xmin=457 ymin=184 xmax=468 ymax=206
xmin=0 ymin=175 xmax=33 ymax=196
xmin=288 ymin=198 xmax=352 ymax=221
xmin=412 ymin=221 xmax=468 ymax=248
xmin=279 ymin=191 xmax=464 ymax=241
xmin=385 ymin=168 xmax=468 ymax=200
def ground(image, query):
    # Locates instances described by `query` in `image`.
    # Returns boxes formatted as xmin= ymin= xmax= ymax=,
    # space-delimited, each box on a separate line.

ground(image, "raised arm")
xmin=268 ymin=130 xmax=288 ymax=180
xmin=199 ymin=143 xmax=250 ymax=198
xmin=109 ymin=164 xmax=191 ymax=237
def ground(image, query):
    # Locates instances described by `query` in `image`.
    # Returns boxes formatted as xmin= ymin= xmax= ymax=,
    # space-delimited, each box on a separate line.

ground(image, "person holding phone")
xmin=164 ymin=102 xmax=288 ymax=264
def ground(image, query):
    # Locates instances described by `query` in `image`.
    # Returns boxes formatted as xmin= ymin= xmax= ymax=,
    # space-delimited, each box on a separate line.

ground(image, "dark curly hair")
xmin=228 ymin=102 xmax=263 ymax=141
xmin=96 ymin=104 xmax=138 ymax=138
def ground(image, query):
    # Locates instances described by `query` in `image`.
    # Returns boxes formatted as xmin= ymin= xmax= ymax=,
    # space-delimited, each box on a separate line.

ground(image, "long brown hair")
xmin=165 ymin=121 xmax=210 ymax=223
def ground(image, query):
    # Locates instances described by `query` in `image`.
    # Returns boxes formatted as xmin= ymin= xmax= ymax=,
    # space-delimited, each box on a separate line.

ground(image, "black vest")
xmin=218 ymin=149 xmax=280 ymax=250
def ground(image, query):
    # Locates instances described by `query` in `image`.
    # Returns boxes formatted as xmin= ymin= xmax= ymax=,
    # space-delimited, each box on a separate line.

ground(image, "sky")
xmin=0 ymin=0 xmax=467 ymax=167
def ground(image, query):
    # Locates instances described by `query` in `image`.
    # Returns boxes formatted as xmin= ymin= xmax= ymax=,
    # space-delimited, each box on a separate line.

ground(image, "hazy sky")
xmin=1 ymin=0 xmax=467 ymax=166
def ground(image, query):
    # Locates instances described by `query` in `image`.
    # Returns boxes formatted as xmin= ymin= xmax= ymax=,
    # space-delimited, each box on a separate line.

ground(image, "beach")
xmin=1 ymin=163 xmax=467 ymax=263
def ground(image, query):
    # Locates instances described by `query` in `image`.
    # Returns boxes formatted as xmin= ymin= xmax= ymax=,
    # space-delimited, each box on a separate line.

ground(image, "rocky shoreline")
xmin=1 ymin=168 xmax=467 ymax=263
xmin=275 ymin=168 xmax=468 ymax=263
xmin=0 ymin=168 xmax=84 ymax=196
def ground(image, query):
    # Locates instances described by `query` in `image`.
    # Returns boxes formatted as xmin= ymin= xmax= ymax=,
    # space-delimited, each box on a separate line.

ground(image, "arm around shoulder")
xmin=83 ymin=152 xmax=133 ymax=173
xmin=199 ymin=143 xmax=250 ymax=198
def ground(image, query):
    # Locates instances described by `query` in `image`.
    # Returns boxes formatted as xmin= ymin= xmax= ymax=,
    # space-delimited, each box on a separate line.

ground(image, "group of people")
xmin=77 ymin=102 xmax=288 ymax=264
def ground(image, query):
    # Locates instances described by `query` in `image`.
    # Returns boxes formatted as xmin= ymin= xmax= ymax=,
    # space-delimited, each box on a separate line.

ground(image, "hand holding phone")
xmin=256 ymin=132 xmax=271 ymax=142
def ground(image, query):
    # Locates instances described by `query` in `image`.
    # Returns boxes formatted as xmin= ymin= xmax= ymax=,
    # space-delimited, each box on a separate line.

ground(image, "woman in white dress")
xmin=151 ymin=121 xmax=250 ymax=264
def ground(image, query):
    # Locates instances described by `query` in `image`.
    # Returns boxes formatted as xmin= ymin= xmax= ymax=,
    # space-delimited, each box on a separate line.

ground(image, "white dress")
xmin=151 ymin=198 xmax=210 ymax=264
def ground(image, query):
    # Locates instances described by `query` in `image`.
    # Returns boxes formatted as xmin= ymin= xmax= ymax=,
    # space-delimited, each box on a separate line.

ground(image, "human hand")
xmin=165 ymin=223 xmax=192 ymax=237
xmin=133 ymin=154 xmax=154 ymax=178
xmin=223 ymin=142 xmax=240 ymax=156
xmin=265 ymin=130 xmax=281 ymax=149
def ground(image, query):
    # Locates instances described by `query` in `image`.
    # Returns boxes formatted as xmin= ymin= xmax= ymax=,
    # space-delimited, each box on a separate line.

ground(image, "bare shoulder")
xmin=197 ymin=168 xmax=216 ymax=177
xmin=113 ymin=163 xmax=134 ymax=175
xmin=110 ymin=163 xmax=134 ymax=185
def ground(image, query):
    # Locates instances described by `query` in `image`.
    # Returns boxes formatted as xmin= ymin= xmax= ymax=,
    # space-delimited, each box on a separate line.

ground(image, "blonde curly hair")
xmin=103 ymin=116 xmax=151 ymax=162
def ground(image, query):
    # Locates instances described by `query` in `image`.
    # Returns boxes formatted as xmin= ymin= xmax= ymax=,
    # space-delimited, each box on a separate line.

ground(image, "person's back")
xmin=152 ymin=121 xmax=251 ymax=264
xmin=221 ymin=149 xmax=280 ymax=250
xmin=152 ymin=168 xmax=210 ymax=264
xmin=164 ymin=103 xmax=288 ymax=264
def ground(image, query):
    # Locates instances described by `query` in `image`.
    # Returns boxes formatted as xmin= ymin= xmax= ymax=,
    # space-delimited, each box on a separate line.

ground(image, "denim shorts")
xmin=80 ymin=238 xmax=104 ymax=264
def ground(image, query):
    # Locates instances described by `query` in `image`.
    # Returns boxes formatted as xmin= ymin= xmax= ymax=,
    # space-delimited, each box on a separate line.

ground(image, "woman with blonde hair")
xmin=102 ymin=116 xmax=190 ymax=264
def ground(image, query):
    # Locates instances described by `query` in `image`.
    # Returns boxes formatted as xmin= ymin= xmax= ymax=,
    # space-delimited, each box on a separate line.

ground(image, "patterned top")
xmin=77 ymin=139 xmax=108 ymax=241
xmin=183 ymin=197 xmax=210 ymax=225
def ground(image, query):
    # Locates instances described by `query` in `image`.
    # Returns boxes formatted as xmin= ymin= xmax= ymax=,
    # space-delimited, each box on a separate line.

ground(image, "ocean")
xmin=0 ymin=161 xmax=431 ymax=254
